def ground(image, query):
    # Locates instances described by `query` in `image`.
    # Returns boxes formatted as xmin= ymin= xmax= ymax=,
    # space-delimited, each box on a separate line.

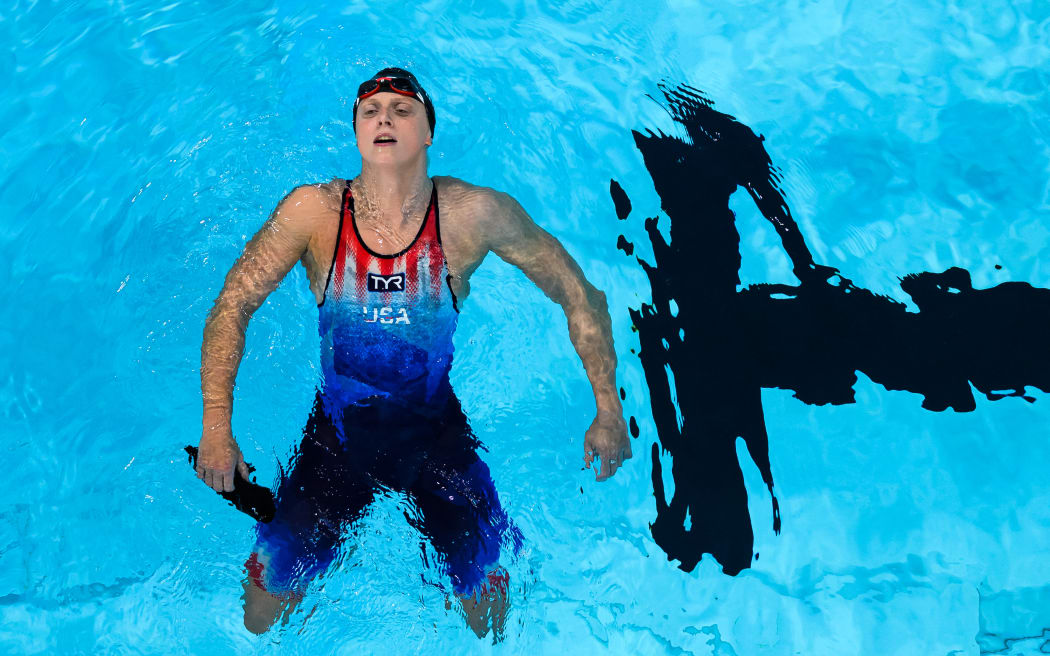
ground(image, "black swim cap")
xmin=353 ymin=67 xmax=436 ymax=138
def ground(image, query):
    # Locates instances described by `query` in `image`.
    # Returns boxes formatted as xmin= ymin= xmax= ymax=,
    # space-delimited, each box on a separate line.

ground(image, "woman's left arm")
xmin=485 ymin=190 xmax=632 ymax=481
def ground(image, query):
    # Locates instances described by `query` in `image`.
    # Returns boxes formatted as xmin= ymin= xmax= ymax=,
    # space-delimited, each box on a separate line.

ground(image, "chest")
xmin=305 ymin=199 xmax=486 ymax=305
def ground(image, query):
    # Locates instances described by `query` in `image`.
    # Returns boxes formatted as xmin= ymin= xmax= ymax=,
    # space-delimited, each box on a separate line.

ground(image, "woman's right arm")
xmin=197 ymin=184 xmax=329 ymax=493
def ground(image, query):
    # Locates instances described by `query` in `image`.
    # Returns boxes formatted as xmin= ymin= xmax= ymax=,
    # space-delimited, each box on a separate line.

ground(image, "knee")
xmin=456 ymin=566 xmax=510 ymax=640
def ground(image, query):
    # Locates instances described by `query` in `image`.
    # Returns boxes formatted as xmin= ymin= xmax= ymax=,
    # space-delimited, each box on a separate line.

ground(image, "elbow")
xmin=560 ymin=279 xmax=607 ymax=313
xmin=586 ymin=285 xmax=609 ymax=313
xmin=205 ymin=294 xmax=253 ymax=331
xmin=564 ymin=286 xmax=611 ymax=328
xmin=205 ymin=295 xmax=233 ymax=325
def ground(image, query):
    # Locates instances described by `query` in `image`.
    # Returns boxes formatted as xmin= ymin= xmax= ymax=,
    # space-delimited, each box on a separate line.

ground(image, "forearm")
xmin=747 ymin=182 xmax=815 ymax=271
xmin=200 ymin=301 xmax=250 ymax=429
xmin=564 ymin=287 xmax=622 ymax=416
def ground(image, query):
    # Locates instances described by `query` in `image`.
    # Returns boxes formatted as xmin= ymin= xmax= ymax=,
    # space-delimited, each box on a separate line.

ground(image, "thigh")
xmin=407 ymin=402 xmax=521 ymax=597
xmin=246 ymin=397 xmax=376 ymax=594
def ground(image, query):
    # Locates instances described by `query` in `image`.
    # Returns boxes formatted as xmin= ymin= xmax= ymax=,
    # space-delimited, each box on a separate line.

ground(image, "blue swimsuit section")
xmin=247 ymin=180 xmax=520 ymax=597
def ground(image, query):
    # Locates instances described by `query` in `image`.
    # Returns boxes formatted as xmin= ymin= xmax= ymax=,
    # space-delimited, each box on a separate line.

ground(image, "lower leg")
xmin=456 ymin=568 xmax=509 ymax=641
xmin=240 ymin=578 xmax=303 ymax=635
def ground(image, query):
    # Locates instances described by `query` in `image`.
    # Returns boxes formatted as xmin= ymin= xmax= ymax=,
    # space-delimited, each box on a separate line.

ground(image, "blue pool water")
xmin=2 ymin=1 xmax=1049 ymax=654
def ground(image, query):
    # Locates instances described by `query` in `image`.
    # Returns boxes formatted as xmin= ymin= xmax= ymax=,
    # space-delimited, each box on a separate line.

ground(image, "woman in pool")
xmin=195 ymin=67 xmax=631 ymax=637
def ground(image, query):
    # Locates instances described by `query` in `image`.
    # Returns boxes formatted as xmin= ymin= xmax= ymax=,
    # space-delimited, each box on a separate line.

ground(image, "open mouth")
xmin=374 ymin=136 xmax=397 ymax=145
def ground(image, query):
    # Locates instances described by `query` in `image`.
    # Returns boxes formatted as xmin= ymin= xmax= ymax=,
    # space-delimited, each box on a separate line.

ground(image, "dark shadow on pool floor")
xmin=613 ymin=82 xmax=1050 ymax=575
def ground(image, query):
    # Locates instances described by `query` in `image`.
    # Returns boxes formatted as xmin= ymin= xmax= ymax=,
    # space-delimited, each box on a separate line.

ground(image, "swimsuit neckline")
xmin=349 ymin=178 xmax=436 ymax=259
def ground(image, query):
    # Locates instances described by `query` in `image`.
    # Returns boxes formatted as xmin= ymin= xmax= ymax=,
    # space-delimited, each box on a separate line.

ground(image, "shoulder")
xmin=283 ymin=179 xmax=345 ymax=214
xmin=434 ymin=175 xmax=517 ymax=222
xmin=266 ymin=180 xmax=343 ymax=232
xmin=435 ymin=178 xmax=545 ymax=261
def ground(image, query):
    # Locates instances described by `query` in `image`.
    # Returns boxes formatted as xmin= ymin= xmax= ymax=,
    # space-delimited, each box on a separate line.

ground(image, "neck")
xmin=354 ymin=158 xmax=432 ymax=228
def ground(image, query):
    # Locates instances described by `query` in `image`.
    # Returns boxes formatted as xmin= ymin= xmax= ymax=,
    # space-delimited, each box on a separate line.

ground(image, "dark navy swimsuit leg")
xmin=403 ymin=397 xmax=518 ymax=597
xmin=247 ymin=395 xmax=376 ymax=594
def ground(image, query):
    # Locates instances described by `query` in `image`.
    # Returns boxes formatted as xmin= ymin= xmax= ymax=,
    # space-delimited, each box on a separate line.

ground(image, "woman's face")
xmin=355 ymin=92 xmax=432 ymax=165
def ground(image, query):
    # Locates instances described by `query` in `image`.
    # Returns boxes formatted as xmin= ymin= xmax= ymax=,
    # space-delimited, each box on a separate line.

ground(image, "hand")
xmin=583 ymin=410 xmax=632 ymax=482
xmin=196 ymin=426 xmax=250 ymax=493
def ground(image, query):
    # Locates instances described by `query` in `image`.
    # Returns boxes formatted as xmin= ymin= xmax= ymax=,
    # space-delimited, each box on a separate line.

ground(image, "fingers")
xmin=595 ymin=449 xmax=624 ymax=482
xmin=195 ymin=439 xmax=243 ymax=492
xmin=221 ymin=469 xmax=235 ymax=493
xmin=593 ymin=446 xmax=633 ymax=482
xmin=201 ymin=466 xmax=235 ymax=492
xmin=586 ymin=433 xmax=634 ymax=481
xmin=597 ymin=456 xmax=613 ymax=481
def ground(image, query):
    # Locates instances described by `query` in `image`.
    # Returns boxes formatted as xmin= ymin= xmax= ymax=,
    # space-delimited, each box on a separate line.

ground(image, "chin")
xmin=362 ymin=148 xmax=426 ymax=166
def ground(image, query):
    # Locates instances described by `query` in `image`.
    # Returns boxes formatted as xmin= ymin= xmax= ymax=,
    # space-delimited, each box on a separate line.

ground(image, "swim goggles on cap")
xmin=355 ymin=76 xmax=427 ymax=106
xmin=353 ymin=72 xmax=436 ymax=136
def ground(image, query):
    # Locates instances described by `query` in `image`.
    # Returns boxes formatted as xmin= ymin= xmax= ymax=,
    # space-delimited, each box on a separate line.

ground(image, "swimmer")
xmin=195 ymin=68 xmax=631 ymax=638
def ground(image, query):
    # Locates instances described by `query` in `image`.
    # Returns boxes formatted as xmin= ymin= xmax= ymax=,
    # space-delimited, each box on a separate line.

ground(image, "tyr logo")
xmin=367 ymin=272 xmax=406 ymax=292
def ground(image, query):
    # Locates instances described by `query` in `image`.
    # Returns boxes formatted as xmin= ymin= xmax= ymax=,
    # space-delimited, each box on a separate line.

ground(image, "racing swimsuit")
xmin=246 ymin=179 xmax=520 ymax=598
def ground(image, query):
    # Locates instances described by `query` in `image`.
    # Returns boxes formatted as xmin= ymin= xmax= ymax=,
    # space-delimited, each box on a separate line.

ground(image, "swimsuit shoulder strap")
xmin=319 ymin=178 xmax=353 ymax=306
